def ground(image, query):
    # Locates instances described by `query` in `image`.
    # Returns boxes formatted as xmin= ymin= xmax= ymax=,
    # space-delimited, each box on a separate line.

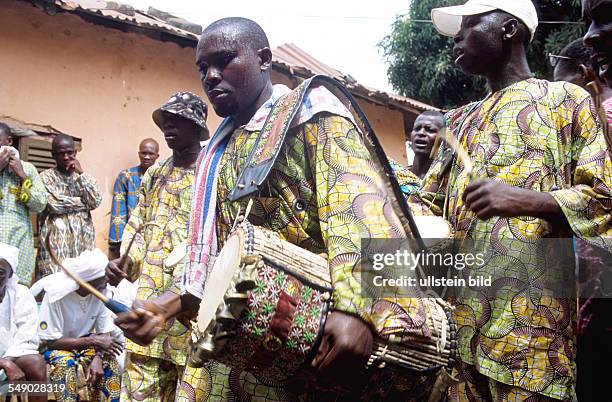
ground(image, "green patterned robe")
xmin=416 ymin=79 xmax=612 ymax=400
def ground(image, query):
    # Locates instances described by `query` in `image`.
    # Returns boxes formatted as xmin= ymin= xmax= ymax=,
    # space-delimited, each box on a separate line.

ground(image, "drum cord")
xmin=435 ymin=301 xmax=448 ymax=355
xmin=230 ymin=198 xmax=255 ymax=233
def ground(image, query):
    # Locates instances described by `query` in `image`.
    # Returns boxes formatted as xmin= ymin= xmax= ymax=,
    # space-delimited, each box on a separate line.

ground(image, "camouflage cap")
xmin=152 ymin=92 xmax=209 ymax=139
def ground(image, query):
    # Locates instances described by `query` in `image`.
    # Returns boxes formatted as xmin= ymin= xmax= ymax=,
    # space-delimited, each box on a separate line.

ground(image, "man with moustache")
xmin=390 ymin=111 xmax=445 ymax=198
xmin=418 ymin=0 xmax=612 ymax=400
xmin=110 ymin=93 xmax=209 ymax=401
xmin=116 ymin=17 xmax=429 ymax=401
xmin=583 ymin=0 xmax=612 ymax=91
xmin=37 ymin=134 xmax=102 ymax=276
xmin=108 ymin=138 xmax=160 ymax=260
xmin=408 ymin=111 xmax=444 ymax=179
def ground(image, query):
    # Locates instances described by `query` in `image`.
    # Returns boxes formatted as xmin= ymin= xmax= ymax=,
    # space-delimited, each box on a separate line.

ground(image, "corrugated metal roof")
xmin=274 ymin=43 xmax=344 ymax=79
xmin=272 ymin=43 xmax=439 ymax=113
xmin=51 ymin=0 xmax=199 ymax=42
xmin=40 ymin=1 xmax=437 ymax=112
xmin=0 ymin=115 xmax=64 ymax=137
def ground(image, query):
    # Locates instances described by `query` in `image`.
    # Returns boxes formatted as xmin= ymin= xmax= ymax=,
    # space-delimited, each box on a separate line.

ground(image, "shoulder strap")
xmin=228 ymin=75 xmax=424 ymax=247
xmin=228 ymin=81 xmax=311 ymax=201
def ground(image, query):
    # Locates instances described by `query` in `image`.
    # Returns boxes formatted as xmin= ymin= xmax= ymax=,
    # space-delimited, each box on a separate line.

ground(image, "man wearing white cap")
xmin=34 ymin=249 xmax=122 ymax=402
xmin=419 ymin=0 xmax=612 ymax=400
xmin=0 ymin=242 xmax=47 ymax=402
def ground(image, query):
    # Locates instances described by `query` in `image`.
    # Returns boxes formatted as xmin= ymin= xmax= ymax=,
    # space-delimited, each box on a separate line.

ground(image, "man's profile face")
xmin=454 ymin=13 xmax=504 ymax=76
xmin=160 ymin=112 xmax=201 ymax=152
xmin=52 ymin=140 xmax=76 ymax=172
xmin=138 ymin=141 xmax=159 ymax=170
xmin=583 ymin=0 xmax=612 ymax=87
xmin=0 ymin=130 xmax=12 ymax=146
xmin=78 ymin=275 xmax=107 ymax=296
xmin=196 ymin=28 xmax=264 ymax=118
xmin=90 ymin=276 xmax=108 ymax=293
xmin=554 ymin=62 xmax=586 ymax=88
xmin=410 ymin=115 xmax=443 ymax=156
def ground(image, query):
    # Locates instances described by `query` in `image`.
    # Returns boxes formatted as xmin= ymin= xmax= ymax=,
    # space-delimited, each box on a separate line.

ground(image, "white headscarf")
xmin=30 ymin=249 xmax=108 ymax=303
xmin=0 ymin=242 xmax=19 ymax=292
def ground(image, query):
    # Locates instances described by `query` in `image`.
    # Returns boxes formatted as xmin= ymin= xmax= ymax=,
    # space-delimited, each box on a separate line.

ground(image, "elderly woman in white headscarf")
xmin=33 ymin=248 xmax=122 ymax=402
xmin=0 ymin=242 xmax=47 ymax=402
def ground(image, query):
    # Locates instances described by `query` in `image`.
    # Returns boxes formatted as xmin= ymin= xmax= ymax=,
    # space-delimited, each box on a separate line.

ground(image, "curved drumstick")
xmin=587 ymin=80 xmax=612 ymax=154
xmin=430 ymin=127 xmax=474 ymax=176
xmin=45 ymin=233 xmax=130 ymax=314
xmin=117 ymin=222 xmax=162 ymax=279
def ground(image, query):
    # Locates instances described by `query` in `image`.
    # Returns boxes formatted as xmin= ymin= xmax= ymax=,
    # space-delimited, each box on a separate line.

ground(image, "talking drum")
xmin=189 ymin=220 xmax=331 ymax=382
xmin=189 ymin=221 xmax=457 ymax=397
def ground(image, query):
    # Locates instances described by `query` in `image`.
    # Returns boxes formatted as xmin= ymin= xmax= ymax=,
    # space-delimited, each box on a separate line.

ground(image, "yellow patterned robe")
xmin=179 ymin=103 xmax=431 ymax=400
xmin=122 ymin=158 xmax=194 ymax=366
xmin=416 ymin=79 xmax=612 ymax=400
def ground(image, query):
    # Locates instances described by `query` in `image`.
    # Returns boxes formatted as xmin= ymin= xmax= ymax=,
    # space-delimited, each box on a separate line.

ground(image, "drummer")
xmin=116 ymin=17 xmax=431 ymax=400
xmin=416 ymin=0 xmax=612 ymax=400
xmin=106 ymin=92 xmax=209 ymax=400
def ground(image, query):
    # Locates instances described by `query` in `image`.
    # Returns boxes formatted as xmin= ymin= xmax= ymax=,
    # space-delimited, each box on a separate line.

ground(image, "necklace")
xmin=77 ymin=295 xmax=89 ymax=312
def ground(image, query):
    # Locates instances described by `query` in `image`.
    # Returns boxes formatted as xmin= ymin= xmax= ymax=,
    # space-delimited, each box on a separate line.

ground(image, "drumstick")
xmin=117 ymin=222 xmax=161 ymax=278
xmin=436 ymin=127 xmax=474 ymax=176
xmin=45 ymin=233 xmax=130 ymax=314
xmin=429 ymin=131 xmax=443 ymax=160
xmin=587 ymin=80 xmax=612 ymax=154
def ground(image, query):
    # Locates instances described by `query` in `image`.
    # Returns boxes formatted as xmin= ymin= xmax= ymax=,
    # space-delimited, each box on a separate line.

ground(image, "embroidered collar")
xmin=242 ymin=85 xmax=292 ymax=131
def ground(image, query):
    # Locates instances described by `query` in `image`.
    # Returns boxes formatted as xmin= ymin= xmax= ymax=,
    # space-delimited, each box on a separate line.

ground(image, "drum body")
xmin=190 ymin=222 xmax=332 ymax=382
xmin=190 ymin=221 xmax=457 ymax=396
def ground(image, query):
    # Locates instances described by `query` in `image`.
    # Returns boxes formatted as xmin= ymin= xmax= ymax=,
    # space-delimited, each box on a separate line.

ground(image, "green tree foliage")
xmin=380 ymin=0 xmax=585 ymax=109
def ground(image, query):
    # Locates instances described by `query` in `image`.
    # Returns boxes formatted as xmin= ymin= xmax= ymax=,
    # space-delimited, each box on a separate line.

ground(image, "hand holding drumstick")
xmin=432 ymin=127 xmax=565 ymax=223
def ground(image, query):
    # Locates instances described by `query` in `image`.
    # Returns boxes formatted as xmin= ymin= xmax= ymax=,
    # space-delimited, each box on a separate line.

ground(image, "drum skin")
xmin=192 ymin=222 xmax=456 ymax=399
xmin=193 ymin=223 xmax=332 ymax=384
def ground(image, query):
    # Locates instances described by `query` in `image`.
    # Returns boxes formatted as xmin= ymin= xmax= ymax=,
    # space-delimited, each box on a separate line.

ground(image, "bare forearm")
xmin=463 ymin=179 xmax=570 ymax=224
xmin=157 ymin=291 xmax=184 ymax=320
xmin=46 ymin=337 xmax=96 ymax=351
xmin=518 ymin=189 xmax=565 ymax=222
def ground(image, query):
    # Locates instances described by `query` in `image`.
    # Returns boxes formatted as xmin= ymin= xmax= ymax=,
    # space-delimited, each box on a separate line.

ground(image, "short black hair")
xmin=202 ymin=17 xmax=269 ymax=51
xmin=419 ymin=110 xmax=444 ymax=120
xmin=0 ymin=122 xmax=11 ymax=138
xmin=558 ymin=38 xmax=593 ymax=70
xmin=139 ymin=138 xmax=159 ymax=149
xmin=52 ymin=133 xmax=74 ymax=150
xmin=416 ymin=110 xmax=445 ymax=127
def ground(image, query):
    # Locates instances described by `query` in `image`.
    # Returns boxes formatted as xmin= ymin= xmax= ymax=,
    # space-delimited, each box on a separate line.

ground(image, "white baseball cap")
xmin=431 ymin=0 xmax=538 ymax=41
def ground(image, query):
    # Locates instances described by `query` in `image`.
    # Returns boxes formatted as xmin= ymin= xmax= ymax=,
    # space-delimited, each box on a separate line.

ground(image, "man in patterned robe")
xmin=0 ymin=122 xmax=47 ymax=285
xmin=37 ymin=134 xmax=102 ymax=276
xmin=116 ymin=18 xmax=433 ymax=401
xmin=111 ymin=92 xmax=209 ymax=401
xmin=108 ymin=138 xmax=159 ymax=260
xmin=421 ymin=1 xmax=612 ymax=400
